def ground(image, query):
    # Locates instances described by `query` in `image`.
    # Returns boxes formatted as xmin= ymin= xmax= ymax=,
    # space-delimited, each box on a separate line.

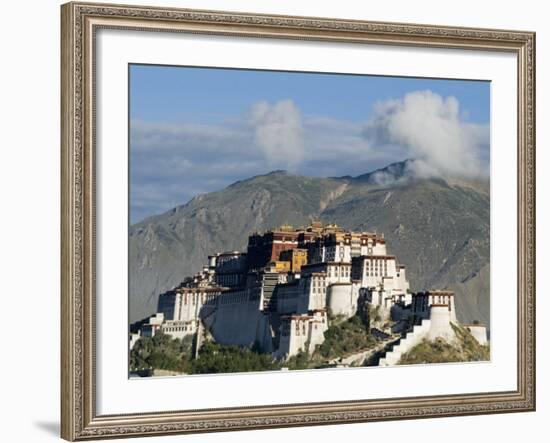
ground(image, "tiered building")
xmin=133 ymin=222 xmax=487 ymax=363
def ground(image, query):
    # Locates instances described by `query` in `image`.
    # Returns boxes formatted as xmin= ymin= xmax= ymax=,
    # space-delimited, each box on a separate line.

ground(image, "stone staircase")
xmin=378 ymin=319 xmax=431 ymax=366
xmin=326 ymin=335 xmax=399 ymax=367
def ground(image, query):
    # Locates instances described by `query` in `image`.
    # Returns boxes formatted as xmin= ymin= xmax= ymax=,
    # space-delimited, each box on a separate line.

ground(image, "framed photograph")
xmin=61 ymin=1 xmax=536 ymax=440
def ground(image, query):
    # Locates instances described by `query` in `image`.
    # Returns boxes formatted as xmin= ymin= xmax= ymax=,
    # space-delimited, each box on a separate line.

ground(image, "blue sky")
xmin=130 ymin=64 xmax=490 ymax=224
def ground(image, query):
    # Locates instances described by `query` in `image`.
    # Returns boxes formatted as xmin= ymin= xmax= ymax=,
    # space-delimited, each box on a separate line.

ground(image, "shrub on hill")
xmin=189 ymin=341 xmax=279 ymax=374
xmin=398 ymin=324 xmax=490 ymax=365
xmin=315 ymin=314 xmax=376 ymax=360
xmin=130 ymin=332 xmax=193 ymax=373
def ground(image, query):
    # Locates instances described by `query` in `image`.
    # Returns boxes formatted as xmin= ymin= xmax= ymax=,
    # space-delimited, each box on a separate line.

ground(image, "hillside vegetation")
xmin=130 ymin=332 xmax=194 ymax=373
xmin=316 ymin=314 xmax=376 ymax=360
xmin=130 ymin=333 xmax=280 ymax=375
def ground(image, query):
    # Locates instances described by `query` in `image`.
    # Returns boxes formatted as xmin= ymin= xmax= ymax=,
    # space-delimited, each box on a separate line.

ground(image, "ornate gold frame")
xmin=61 ymin=2 xmax=536 ymax=440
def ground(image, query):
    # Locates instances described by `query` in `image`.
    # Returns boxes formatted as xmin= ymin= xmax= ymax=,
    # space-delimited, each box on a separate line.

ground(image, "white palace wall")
xmin=355 ymin=256 xmax=398 ymax=289
xmin=158 ymin=289 xmax=222 ymax=323
xmin=302 ymin=262 xmax=351 ymax=285
xmin=412 ymin=292 xmax=457 ymax=323
xmin=466 ymin=325 xmax=489 ymax=345
xmin=209 ymin=289 xmax=265 ymax=348
xmin=323 ymin=244 xmax=352 ymax=262
xmin=175 ymin=292 xmax=203 ymax=322
xmin=326 ymin=283 xmax=359 ymax=318
xmin=161 ymin=319 xmax=198 ymax=340
xmin=360 ymin=241 xmax=387 ymax=256
xmin=426 ymin=306 xmax=456 ymax=342
xmin=275 ymin=311 xmax=328 ymax=360
xmin=276 ymin=273 xmax=327 ymax=314
xmin=395 ymin=266 xmax=410 ymax=294
xmin=276 ymin=280 xmax=308 ymax=314
xmin=308 ymin=274 xmax=327 ymax=311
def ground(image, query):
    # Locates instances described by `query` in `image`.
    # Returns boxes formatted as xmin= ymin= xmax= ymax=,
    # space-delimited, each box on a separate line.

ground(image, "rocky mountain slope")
xmin=129 ymin=160 xmax=490 ymax=328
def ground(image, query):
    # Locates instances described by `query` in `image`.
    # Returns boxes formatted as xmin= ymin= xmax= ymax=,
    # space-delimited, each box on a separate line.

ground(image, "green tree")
xmin=316 ymin=315 xmax=375 ymax=360
xmin=130 ymin=332 xmax=192 ymax=373
xmin=284 ymin=348 xmax=311 ymax=370
xmin=189 ymin=342 xmax=279 ymax=374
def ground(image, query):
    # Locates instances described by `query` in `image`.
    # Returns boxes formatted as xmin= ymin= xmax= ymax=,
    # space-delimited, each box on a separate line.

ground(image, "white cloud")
xmin=130 ymin=91 xmax=489 ymax=223
xmin=363 ymin=90 xmax=489 ymax=178
xmin=249 ymin=100 xmax=305 ymax=170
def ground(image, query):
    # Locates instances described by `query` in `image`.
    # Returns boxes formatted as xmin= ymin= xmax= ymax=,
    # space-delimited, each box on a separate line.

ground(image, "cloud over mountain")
xmin=249 ymin=99 xmax=305 ymax=170
xmin=363 ymin=90 xmax=489 ymax=179
xmin=130 ymin=92 xmax=489 ymax=223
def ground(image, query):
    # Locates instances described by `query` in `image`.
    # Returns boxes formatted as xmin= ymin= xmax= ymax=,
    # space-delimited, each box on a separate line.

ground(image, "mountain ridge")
xmin=129 ymin=160 xmax=490 ymax=329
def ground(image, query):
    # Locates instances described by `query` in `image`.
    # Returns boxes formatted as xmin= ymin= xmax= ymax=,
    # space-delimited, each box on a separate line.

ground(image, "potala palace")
xmin=130 ymin=222 xmax=488 ymax=366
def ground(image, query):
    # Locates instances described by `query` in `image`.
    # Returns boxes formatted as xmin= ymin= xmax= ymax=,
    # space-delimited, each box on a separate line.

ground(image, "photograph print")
xmin=128 ymin=65 xmax=491 ymax=377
